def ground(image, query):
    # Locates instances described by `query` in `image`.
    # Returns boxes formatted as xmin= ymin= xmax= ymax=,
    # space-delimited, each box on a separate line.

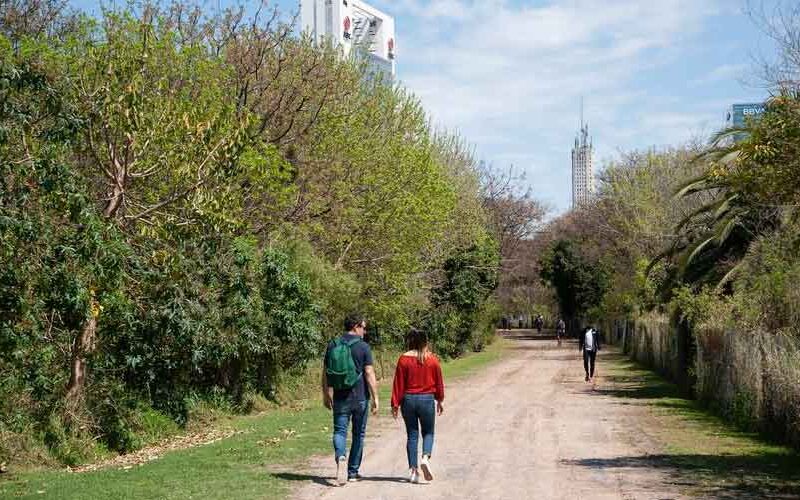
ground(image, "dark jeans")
xmin=583 ymin=350 xmax=597 ymax=377
xmin=332 ymin=398 xmax=369 ymax=477
xmin=401 ymin=393 xmax=436 ymax=468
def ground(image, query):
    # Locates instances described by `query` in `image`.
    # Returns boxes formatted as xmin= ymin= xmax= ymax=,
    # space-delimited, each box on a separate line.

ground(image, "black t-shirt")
xmin=324 ymin=334 xmax=374 ymax=403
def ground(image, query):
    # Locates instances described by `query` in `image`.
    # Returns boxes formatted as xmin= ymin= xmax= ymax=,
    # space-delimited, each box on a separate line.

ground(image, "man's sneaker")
xmin=336 ymin=456 xmax=347 ymax=486
xmin=348 ymin=474 xmax=363 ymax=483
xmin=420 ymin=455 xmax=434 ymax=481
xmin=408 ymin=469 xmax=419 ymax=484
xmin=585 ymin=374 xmax=589 ymax=382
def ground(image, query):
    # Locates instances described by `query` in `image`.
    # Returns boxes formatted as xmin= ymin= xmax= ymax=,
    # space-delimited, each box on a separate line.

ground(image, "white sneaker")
xmin=420 ymin=455 xmax=434 ymax=481
xmin=408 ymin=469 xmax=419 ymax=484
xmin=336 ymin=456 xmax=347 ymax=486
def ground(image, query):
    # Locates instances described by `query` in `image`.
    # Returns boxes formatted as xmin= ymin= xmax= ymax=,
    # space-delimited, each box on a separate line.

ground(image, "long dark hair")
xmin=406 ymin=328 xmax=429 ymax=365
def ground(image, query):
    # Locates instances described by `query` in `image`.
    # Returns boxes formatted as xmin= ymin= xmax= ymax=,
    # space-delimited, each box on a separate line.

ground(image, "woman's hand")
xmin=437 ymin=401 xmax=444 ymax=416
xmin=391 ymin=406 xmax=399 ymax=420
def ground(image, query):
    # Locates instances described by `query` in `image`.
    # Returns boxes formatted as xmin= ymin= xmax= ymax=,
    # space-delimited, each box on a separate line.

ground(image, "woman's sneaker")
xmin=336 ymin=456 xmax=347 ymax=486
xmin=408 ymin=469 xmax=419 ymax=484
xmin=420 ymin=455 xmax=434 ymax=481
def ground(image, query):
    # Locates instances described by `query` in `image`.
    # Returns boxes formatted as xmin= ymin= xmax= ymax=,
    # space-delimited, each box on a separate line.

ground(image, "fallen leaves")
xmin=257 ymin=428 xmax=298 ymax=447
xmin=68 ymin=428 xmax=244 ymax=473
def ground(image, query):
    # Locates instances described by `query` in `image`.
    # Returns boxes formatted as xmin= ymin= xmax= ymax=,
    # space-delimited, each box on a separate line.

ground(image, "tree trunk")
xmin=103 ymin=182 xmax=124 ymax=218
xmin=65 ymin=302 xmax=98 ymax=407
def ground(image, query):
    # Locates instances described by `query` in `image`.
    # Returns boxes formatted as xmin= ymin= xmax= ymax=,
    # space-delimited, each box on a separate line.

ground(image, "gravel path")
xmin=291 ymin=333 xmax=685 ymax=500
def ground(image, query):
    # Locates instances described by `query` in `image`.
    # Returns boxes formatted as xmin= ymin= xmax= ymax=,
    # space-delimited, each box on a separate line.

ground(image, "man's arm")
xmin=364 ymin=365 xmax=379 ymax=414
xmin=321 ymin=362 xmax=333 ymax=409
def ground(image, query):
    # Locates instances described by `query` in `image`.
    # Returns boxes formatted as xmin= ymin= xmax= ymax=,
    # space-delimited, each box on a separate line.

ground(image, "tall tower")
xmin=571 ymin=107 xmax=593 ymax=208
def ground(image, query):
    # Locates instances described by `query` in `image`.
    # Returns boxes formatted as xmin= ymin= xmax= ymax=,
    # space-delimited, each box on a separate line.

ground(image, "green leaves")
xmin=539 ymin=239 xmax=610 ymax=321
xmin=1 ymin=2 xmax=501 ymax=466
xmin=652 ymin=93 xmax=799 ymax=288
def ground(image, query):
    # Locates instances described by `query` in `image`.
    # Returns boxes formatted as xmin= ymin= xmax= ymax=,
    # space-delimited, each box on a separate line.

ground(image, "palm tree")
xmin=650 ymin=105 xmax=787 ymax=289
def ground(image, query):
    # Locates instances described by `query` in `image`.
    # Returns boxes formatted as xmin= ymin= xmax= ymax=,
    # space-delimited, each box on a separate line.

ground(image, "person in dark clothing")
xmin=533 ymin=314 xmax=544 ymax=334
xmin=322 ymin=314 xmax=380 ymax=485
xmin=578 ymin=326 xmax=601 ymax=382
xmin=556 ymin=318 xmax=566 ymax=346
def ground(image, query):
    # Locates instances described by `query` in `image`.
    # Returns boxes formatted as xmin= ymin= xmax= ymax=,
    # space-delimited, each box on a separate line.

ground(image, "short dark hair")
xmin=344 ymin=313 xmax=366 ymax=332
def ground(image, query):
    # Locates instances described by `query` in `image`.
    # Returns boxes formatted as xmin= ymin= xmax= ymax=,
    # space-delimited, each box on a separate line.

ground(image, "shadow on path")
xmin=270 ymin=472 xmax=408 ymax=487
xmin=562 ymin=452 xmax=800 ymax=499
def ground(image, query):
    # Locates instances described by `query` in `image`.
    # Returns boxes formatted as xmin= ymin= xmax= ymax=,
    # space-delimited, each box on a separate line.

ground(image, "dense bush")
xmin=0 ymin=3 xmax=503 ymax=466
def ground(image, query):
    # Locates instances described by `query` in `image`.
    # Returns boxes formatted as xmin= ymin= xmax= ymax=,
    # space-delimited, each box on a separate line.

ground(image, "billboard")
xmin=726 ymin=103 xmax=766 ymax=128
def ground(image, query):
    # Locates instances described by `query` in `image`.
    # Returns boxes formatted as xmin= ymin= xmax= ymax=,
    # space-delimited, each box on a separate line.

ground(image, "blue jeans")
xmin=332 ymin=398 xmax=369 ymax=477
xmin=401 ymin=393 xmax=436 ymax=468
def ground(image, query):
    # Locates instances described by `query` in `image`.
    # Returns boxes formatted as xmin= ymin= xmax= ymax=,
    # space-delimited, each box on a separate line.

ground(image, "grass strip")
xmin=601 ymin=353 xmax=800 ymax=498
xmin=0 ymin=339 xmax=507 ymax=500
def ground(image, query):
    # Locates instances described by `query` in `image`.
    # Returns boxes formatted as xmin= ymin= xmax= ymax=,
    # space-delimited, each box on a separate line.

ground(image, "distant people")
xmin=556 ymin=318 xmax=566 ymax=346
xmin=322 ymin=314 xmax=379 ymax=485
xmin=534 ymin=314 xmax=544 ymax=334
xmin=391 ymin=329 xmax=445 ymax=484
xmin=579 ymin=326 xmax=601 ymax=382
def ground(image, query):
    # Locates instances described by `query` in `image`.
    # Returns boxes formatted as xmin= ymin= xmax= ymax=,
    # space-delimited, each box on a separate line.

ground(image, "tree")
xmin=480 ymin=163 xmax=547 ymax=259
xmin=748 ymin=0 xmax=800 ymax=91
xmin=652 ymin=93 xmax=798 ymax=289
xmin=539 ymin=240 xmax=610 ymax=322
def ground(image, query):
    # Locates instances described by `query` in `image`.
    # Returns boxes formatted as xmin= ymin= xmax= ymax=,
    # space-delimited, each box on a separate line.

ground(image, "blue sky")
xmin=71 ymin=0 xmax=777 ymax=213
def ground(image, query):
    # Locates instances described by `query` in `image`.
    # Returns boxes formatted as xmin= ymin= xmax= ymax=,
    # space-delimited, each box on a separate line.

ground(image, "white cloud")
xmin=378 ymin=0 xmax=750 ymax=211
xmin=691 ymin=62 xmax=749 ymax=85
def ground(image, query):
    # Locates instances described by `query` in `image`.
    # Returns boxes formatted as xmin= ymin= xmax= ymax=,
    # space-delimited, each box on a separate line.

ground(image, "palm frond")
xmin=714 ymin=215 xmax=738 ymax=246
xmin=679 ymin=235 xmax=716 ymax=274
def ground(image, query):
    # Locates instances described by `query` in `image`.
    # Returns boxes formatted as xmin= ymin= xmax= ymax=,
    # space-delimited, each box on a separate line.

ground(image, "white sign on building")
xmin=301 ymin=0 xmax=396 ymax=78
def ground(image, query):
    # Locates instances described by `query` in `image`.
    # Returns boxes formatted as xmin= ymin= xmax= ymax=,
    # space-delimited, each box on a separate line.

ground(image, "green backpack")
xmin=325 ymin=337 xmax=362 ymax=390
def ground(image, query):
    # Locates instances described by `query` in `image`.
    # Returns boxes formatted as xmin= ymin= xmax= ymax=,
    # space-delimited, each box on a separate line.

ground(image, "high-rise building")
xmin=301 ymin=0 xmax=396 ymax=79
xmin=571 ymin=122 xmax=593 ymax=208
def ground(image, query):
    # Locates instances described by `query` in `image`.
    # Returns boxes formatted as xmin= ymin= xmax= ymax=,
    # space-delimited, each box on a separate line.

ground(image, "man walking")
xmin=556 ymin=318 xmax=566 ymax=346
xmin=533 ymin=314 xmax=544 ymax=334
xmin=322 ymin=314 xmax=379 ymax=486
xmin=578 ymin=326 xmax=601 ymax=382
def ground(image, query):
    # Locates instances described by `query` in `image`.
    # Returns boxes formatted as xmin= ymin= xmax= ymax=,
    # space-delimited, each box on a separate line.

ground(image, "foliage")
xmin=0 ymin=1 xmax=504 ymax=467
xmin=726 ymin=92 xmax=800 ymax=207
xmin=538 ymin=239 xmax=610 ymax=321
xmin=425 ymin=237 xmax=501 ymax=356
xmin=653 ymin=94 xmax=800 ymax=288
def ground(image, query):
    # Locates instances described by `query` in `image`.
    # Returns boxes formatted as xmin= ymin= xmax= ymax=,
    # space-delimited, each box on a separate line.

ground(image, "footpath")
xmin=3 ymin=333 xmax=798 ymax=499
xmin=290 ymin=331 xmax=800 ymax=500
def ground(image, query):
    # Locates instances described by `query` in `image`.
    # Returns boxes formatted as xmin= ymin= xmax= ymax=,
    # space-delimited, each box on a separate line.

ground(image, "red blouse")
xmin=391 ymin=354 xmax=445 ymax=408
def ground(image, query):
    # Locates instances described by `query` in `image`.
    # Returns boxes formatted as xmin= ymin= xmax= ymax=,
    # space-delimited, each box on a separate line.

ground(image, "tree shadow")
xmin=270 ymin=472 xmax=333 ymax=487
xmin=561 ymin=452 xmax=800 ymax=499
xmin=270 ymin=472 xmax=408 ymax=486
xmin=588 ymin=380 xmax=679 ymax=400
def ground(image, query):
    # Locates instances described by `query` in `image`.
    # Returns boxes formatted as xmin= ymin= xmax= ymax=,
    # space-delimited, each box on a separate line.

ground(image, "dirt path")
xmin=291 ymin=333 xmax=685 ymax=500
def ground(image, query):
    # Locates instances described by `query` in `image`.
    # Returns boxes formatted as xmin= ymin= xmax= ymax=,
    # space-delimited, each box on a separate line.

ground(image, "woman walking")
xmin=391 ymin=329 xmax=445 ymax=484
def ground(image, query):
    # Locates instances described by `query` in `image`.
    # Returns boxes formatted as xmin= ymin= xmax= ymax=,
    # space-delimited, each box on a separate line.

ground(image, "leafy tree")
xmin=539 ymin=239 xmax=610 ymax=322
xmin=653 ymin=93 xmax=798 ymax=288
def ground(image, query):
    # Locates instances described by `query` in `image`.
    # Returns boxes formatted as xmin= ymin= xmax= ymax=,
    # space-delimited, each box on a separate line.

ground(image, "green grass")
xmin=599 ymin=353 xmax=800 ymax=498
xmin=0 ymin=340 xmax=507 ymax=500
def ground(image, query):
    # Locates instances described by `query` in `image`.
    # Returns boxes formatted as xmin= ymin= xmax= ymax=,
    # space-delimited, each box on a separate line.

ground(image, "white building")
xmin=301 ymin=0 xmax=396 ymax=78
xmin=571 ymin=123 xmax=593 ymax=208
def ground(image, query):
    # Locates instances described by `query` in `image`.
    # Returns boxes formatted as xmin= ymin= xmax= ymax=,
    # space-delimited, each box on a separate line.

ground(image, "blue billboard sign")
xmin=726 ymin=103 xmax=766 ymax=128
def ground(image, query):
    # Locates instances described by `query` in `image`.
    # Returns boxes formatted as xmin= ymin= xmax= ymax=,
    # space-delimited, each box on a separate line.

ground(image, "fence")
xmin=605 ymin=314 xmax=800 ymax=449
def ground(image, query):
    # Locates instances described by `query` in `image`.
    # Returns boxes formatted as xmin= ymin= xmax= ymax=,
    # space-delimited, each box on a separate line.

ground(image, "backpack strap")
xmin=345 ymin=337 xmax=364 ymax=380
